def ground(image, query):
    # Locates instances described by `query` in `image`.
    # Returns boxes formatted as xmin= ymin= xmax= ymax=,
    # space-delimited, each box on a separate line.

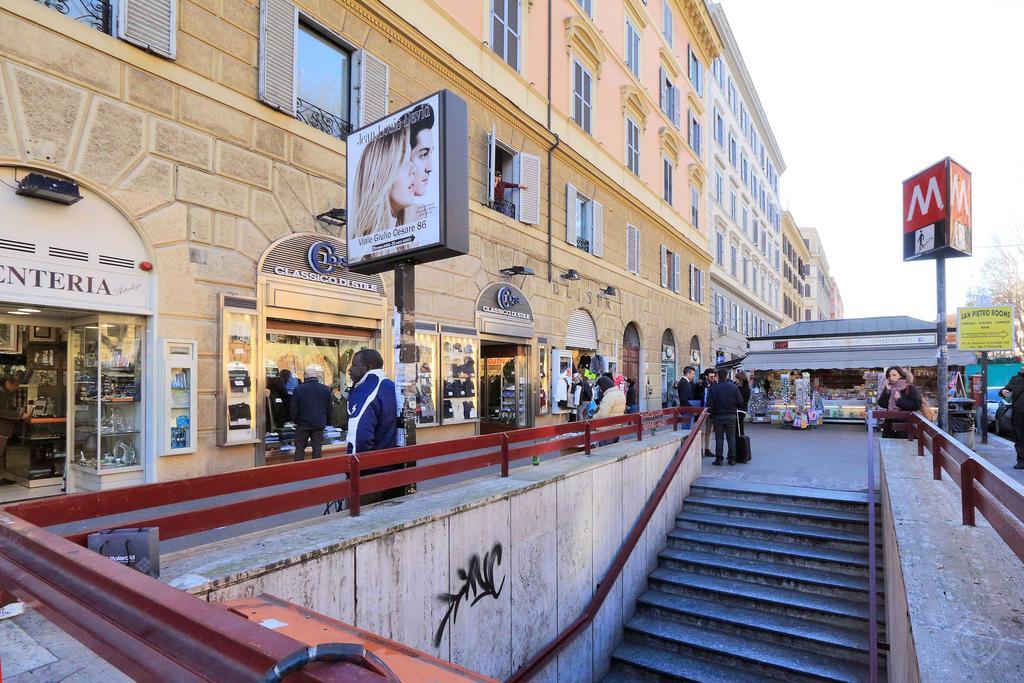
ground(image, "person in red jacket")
xmin=492 ymin=170 xmax=527 ymax=216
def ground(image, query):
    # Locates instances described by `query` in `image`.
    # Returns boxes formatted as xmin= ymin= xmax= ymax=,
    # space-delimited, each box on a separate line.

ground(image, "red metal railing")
xmin=506 ymin=408 xmax=707 ymax=682
xmin=872 ymin=409 xmax=1024 ymax=562
xmin=0 ymin=407 xmax=698 ymax=680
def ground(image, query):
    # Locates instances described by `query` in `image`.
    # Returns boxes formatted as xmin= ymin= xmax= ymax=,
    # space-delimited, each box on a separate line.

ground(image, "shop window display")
xmin=71 ymin=319 xmax=144 ymax=471
xmin=220 ymin=307 xmax=258 ymax=445
xmin=415 ymin=332 xmax=438 ymax=426
xmin=440 ymin=334 xmax=478 ymax=423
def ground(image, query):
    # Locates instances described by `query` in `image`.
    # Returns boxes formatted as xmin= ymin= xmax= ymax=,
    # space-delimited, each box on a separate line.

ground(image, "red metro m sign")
xmin=902 ymin=157 xmax=972 ymax=261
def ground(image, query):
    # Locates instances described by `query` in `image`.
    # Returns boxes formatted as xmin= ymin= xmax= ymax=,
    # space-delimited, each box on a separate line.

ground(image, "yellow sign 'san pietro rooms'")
xmin=957 ymin=306 xmax=1014 ymax=351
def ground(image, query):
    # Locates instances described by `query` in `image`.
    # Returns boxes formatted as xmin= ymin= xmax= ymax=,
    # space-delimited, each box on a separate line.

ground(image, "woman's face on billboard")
xmin=389 ymin=158 xmax=417 ymax=216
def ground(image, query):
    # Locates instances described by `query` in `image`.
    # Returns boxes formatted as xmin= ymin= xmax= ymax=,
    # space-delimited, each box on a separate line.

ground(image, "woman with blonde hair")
xmin=352 ymin=126 xmax=416 ymax=237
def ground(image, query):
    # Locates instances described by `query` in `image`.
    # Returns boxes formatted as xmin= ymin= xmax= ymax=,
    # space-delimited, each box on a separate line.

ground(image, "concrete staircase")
xmin=606 ymin=478 xmax=884 ymax=682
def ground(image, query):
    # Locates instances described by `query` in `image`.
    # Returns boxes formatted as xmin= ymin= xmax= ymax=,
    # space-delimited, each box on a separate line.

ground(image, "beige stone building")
xmin=0 ymin=0 xmax=716 ymax=500
xmin=780 ymin=210 xmax=811 ymax=326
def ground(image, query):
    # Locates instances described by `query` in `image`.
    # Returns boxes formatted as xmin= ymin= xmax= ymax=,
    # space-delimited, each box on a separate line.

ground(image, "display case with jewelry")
xmin=70 ymin=317 xmax=146 ymax=485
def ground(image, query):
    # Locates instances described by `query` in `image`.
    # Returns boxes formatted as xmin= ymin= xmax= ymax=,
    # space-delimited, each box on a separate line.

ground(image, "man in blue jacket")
xmin=706 ymin=369 xmax=744 ymax=466
xmin=290 ymin=367 xmax=331 ymax=461
xmin=346 ymin=349 xmax=397 ymax=454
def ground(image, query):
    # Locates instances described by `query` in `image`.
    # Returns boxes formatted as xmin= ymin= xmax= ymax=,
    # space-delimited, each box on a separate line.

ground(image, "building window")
xmin=491 ymin=0 xmax=521 ymax=70
xmin=577 ymin=0 xmax=593 ymax=17
xmin=40 ymin=0 xmax=112 ymax=34
xmin=576 ymin=193 xmax=592 ymax=250
xmin=730 ymin=244 xmax=738 ymax=277
xmin=805 ymin=308 xmax=812 ymax=321
xmin=661 ymin=246 xmax=681 ymax=292
xmin=659 ymin=68 xmax=681 ymax=127
xmin=712 ymin=57 xmax=725 ymax=89
xmin=730 ymin=190 xmax=737 ymax=220
xmin=727 ymin=78 xmax=738 ymax=113
xmin=752 ymin=266 xmax=758 ymax=293
xmin=741 ymin=155 xmax=749 ymax=184
xmin=688 ymin=110 xmax=702 ymax=157
xmin=662 ymin=2 xmax=673 ymax=47
xmin=715 ymin=171 xmax=724 ymax=204
xmin=716 ymin=231 xmax=725 ymax=266
xmin=742 ymin=255 xmax=749 ymax=285
xmin=689 ymin=265 xmax=705 ymax=303
xmin=728 ymin=135 xmax=737 ymax=168
xmin=572 ymin=59 xmax=593 ymax=133
xmin=625 ymin=19 xmax=640 ymax=78
xmin=626 ymin=116 xmax=640 ymax=175
xmin=296 ymin=21 xmax=353 ymax=139
xmin=731 ymin=302 xmax=740 ymax=331
xmin=742 ymin=207 xmax=748 ymax=235
xmin=714 ymin=108 xmax=724 ymax=146
xmin=690 ymin=186 xmax=699 ymax=227
xmin=687 ymin=44 xmax=703 ymax=96
xmin=663 ymin=156 xmax=673 ymax=205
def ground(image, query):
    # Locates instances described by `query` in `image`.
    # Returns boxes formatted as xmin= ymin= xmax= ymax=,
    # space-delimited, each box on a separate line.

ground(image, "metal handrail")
xmin=507 ymin=408 xmax=706 ymax=682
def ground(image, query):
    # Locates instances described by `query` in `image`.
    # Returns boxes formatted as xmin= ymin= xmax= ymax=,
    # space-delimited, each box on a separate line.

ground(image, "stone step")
xmin=676 ymin=512 xmax=877 ymax=553
xmin=607 ymin=641 xmax=767 ymax=682
xmin=690 ymin=478 xmax=877 ymax=513
xmin=637 ymin=589 xmax=883 ymax=666
xmin=658 ymin=547 xmax=883 ymax=604
xmin=667 ymin=529 xmax=881 ymax=578
xmin=625 ymin=614 xmax=879 ymax=683
xmin=682 ymin=495 xmax=876 ymax=533
xmin=648 ymin=567 xmax=884 ymax=633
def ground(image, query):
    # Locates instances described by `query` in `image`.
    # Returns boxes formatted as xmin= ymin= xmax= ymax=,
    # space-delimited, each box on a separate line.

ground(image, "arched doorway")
xmin=661 ymin=329 xmax=677 ymax=407
xmin=689 ymin=335 xmax=702 ymax=372
xmin=622 ymin=322 xmax=641 ymax=387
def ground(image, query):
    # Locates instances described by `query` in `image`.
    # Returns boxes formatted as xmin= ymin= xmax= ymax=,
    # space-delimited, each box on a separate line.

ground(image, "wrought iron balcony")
xmin=489 ymin=199 xmax=515 ymax=218
xmin=36 ymin=0 xmax=111 ymax=33
xmin=295 ymin=99 xmax=353 ymax=139
xmin=576 ymin=236 xmax=590 ymax=253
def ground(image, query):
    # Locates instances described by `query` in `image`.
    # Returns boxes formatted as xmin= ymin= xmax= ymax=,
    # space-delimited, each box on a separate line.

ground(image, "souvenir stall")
xmin=743 ymin=317 xmax=976 ymax=425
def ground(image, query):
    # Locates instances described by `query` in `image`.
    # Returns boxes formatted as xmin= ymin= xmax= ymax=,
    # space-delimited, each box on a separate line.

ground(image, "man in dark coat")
xmin=677 ymin=366 xmax=695 ymax=405
xmin=706 ymin=369 xmax=744 ymax=466
xmin=1001 ymin=368 xmax=1024 ymax=469
xmin=290 ymin=367 xmax=331 ymax=461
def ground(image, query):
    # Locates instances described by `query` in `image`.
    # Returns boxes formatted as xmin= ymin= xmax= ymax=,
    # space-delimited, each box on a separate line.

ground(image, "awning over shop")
xmin=741 ymin=347 xmax=977 ymax=371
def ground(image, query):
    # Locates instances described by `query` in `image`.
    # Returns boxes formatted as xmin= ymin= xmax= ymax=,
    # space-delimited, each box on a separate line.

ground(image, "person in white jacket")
xmin=595 ymin=375 xmax=626 ymax=445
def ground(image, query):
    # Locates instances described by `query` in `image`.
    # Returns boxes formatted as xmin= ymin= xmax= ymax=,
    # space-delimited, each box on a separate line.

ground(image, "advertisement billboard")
xmin=902 ymin=157 xmax=972 ymax=261
xmin=957 ymin=306 xmax=1013 ymax=351
xmin=346 ymin=90 xmax=469 ymax=275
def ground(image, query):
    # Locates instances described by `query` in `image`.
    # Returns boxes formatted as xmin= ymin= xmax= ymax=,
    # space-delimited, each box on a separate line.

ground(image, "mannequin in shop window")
xmin=0 ymin=373 xmax=27 ymax=469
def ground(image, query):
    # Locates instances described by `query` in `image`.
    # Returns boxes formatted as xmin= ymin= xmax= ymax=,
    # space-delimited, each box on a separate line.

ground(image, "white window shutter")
xmin=487 ymin=127 xmax=496 ymax=204
xmin=660 ymin=246 xmax=668 ymax=288
xmin=566 ymin=184 xmax=578 ymax=246
xmin=688 ymin=264 xmax=695 ymax=300
xmin=118 ymin=0 xmax=177 ymax=59
xmin=355 ymin=49 xmax=389 ymax=126
xmin=627 ymin=225 xmax=639 ymax=275
xmin=592 ymin=200 xmax=604 ymax=257
xmin=672 ymin=253 xmax=681 ymax=293
xmin=658 ymin=67 xmax=666 ymax=111
xmin=672 ymin=87 xmax=681 ymax=128
xmin=258 ymin=0 xmax=296 ymax=115
xmin=516 ymin=153 xmax=542 ymax=224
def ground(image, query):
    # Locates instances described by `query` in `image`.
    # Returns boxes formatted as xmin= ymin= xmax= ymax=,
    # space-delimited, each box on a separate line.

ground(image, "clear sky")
xmin=720 ymin=0 xmax=1024 ymax=322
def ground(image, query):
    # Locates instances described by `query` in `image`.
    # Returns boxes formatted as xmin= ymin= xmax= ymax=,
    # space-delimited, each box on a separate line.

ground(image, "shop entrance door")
xmin=479 ymin=342 xmax=530 ymax=434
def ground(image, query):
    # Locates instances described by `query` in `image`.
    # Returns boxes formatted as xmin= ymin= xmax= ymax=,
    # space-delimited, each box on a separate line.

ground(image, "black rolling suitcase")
xmin=736 ymin=410 xmax=751 ymax=463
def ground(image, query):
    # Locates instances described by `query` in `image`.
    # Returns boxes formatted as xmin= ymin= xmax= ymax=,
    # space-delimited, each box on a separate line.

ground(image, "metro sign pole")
xmin=901 ymin=158 xmax=972 ymax=431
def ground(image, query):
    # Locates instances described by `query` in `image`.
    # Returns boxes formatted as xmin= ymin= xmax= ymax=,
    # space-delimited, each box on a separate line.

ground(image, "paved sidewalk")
xmin=700 ymin=422 xmax=877 ymax=492
xmin=973 ymin=431 xmax=1024 ymax=485
xmin=0 ymin=609 xmax=127 ymax=682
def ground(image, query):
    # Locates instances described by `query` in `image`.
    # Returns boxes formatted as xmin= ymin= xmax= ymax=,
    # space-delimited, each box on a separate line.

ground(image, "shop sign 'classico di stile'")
xmin=345 ymin=90 xmax=469 ymax=275
xmin=902 ymin=157 xmax=973 ymax=261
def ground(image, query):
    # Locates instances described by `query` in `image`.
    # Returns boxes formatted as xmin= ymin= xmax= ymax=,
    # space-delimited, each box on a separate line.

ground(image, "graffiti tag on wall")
xmin=433 ymin=542 xmax=506 ymax=647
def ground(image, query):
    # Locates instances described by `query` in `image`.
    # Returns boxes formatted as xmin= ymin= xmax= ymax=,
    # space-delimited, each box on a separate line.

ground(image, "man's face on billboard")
xmin=410 ymin=128 xmax=434 ymax=196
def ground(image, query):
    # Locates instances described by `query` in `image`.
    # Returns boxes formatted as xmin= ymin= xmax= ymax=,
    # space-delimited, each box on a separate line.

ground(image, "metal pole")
xmin=937 ymin=257 xmax=949 ymax=431
xmin=981 ymin=351 xmax=989 ymax=444
xmin=395 ymin=261 xmax=417 ymax=447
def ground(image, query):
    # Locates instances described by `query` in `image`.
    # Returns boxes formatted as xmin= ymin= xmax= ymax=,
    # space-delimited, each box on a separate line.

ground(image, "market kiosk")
xmin=742 ymin=317 xmax=976 ymax=427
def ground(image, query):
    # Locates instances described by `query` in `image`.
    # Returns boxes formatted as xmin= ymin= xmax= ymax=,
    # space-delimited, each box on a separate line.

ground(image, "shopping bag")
xmin=87 ymin=527 xmax=160 ymax=578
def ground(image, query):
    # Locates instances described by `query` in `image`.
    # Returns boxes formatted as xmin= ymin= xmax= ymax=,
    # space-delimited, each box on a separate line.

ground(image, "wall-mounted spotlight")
xmin=599 ymin=285 xmax=617 ymax=297
xmin=315 ymin=208 xmax=347 ymax=227
xmin=500 ymin=265 xmax=534 ymax=277
xmin=560 ymin=269 xmax=581 ymax=281
xmin=15 ymin=173 xmax=82 ymax=205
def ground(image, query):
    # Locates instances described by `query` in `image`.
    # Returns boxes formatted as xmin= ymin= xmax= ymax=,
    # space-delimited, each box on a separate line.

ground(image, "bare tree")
xmin=967 ymin=226 xmax=1024 ymax=357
